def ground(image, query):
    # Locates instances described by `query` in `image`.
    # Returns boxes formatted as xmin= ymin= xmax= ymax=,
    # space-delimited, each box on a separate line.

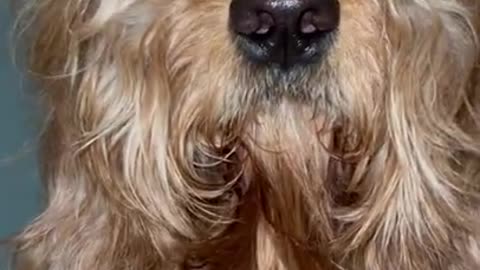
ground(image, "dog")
xmin=12 ymin=0 xmax=480 ymax=269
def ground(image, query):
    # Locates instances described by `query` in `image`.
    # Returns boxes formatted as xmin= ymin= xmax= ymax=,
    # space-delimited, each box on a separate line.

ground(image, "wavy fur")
xmin=12 ymin=0 xmax=480 ymax=269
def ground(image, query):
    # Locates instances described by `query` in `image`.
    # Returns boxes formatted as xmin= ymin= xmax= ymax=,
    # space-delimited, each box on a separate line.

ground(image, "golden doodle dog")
xmin=12 ymin=0 xmax=480 ymax=269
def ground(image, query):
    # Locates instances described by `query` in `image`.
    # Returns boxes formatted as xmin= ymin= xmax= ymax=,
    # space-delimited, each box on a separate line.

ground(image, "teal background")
xmin=0 ymin=2 xmax=42 ymax=269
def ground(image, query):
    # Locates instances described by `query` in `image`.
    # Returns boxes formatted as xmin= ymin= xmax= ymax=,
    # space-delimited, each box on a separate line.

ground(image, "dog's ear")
xmin=13 ymin=1 xmax=192 ymax=269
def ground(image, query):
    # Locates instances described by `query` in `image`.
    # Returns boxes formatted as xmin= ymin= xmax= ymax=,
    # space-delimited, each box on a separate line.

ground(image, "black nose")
xmin=229 ymin=0 xmax=340 ymax=69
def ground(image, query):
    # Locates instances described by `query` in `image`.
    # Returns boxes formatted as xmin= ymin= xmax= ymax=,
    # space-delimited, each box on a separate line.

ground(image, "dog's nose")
xmin=229 ymin=0 xmax=340 ymax=69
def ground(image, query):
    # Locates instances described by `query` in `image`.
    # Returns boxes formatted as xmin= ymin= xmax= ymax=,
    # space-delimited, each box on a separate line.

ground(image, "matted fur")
xmin=12 ymin=0 xmax=480 ymax=269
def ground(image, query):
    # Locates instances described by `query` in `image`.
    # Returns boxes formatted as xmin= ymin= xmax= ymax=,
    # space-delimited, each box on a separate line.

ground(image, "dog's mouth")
xmin=260 ymin=65 xmax=315 ymax=84
xmin=239 ymin=61 xmax=331 ymax=103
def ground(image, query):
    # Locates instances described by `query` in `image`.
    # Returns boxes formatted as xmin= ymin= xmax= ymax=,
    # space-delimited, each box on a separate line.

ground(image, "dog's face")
xmin=14 ymin=1 xmax=480 ymax=270
xmin=162 ymin=0 xmax=381 ymax=114
xmin=121 ymin=0 xmax=478 ymax=141
xmin=170 ymin=0 xmax=380 ymax=96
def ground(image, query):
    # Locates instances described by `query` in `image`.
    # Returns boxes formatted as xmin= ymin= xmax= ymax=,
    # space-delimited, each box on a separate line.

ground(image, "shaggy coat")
xmin=12 ymin=0 xmax=480 ymax=269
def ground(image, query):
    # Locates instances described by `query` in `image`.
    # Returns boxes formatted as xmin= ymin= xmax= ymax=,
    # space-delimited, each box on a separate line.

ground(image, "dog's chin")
xmin=239 ymin=63 xmax=333 ymax=105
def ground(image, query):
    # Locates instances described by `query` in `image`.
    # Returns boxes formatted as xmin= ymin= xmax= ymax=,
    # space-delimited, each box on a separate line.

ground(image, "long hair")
xmin=12 ymin=0 xmax=480 ymax=269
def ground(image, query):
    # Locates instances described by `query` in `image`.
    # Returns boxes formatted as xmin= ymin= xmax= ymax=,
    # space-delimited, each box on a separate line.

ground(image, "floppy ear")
xmin=333 ymin=1 xmax=480 ymax=269
xmin=13 ymin=1 xmax=194 ymax=269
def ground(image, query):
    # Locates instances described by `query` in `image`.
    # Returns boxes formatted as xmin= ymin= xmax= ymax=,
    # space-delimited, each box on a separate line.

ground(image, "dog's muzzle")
xmin=229 ymin=0 xmax=340 ymax=70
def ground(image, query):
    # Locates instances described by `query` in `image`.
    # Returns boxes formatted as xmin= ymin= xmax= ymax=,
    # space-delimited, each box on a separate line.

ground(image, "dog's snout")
xmin=229 ymin=0 xmax=340 ymax=69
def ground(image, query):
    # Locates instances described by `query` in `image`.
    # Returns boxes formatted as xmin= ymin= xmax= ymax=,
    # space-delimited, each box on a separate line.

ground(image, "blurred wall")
xmin=0 ymin=1 xmax=41 ymax=269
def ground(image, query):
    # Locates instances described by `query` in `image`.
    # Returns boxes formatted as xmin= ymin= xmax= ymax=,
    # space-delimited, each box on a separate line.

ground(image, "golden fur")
xmin=12 ymin=0 xmax=480 ymax=269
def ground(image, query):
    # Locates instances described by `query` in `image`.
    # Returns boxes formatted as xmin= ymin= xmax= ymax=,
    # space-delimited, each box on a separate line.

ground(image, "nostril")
xmin=255 ymin=12 xmax=274 ymax=35
xmin=232 ymin=11 xmax=275 ymax=37
xmin=300 ymin=11 xmax=319 ymax=35
xmin=299 ymin=9 xmax=339 ymax=36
